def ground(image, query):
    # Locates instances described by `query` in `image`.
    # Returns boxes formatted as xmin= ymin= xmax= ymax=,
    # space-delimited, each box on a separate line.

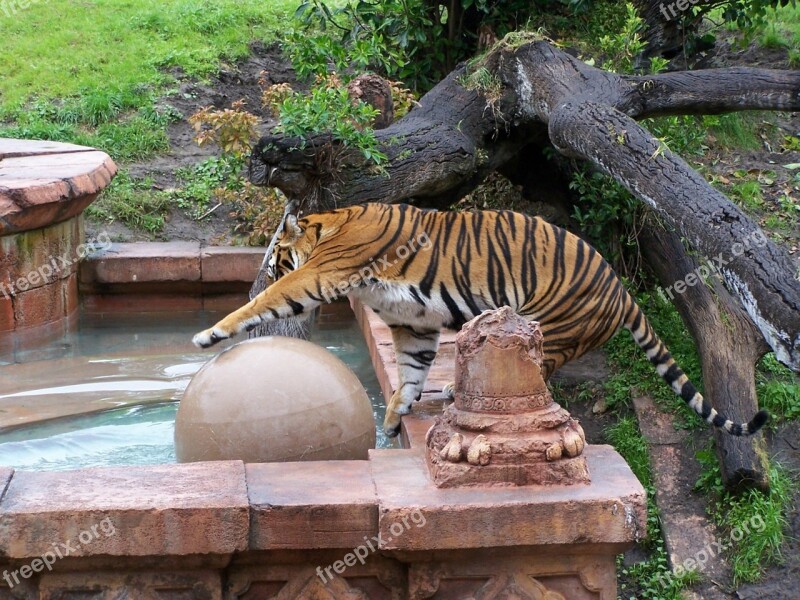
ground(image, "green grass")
xmin=762 ymin=4 xmax=800 ymax=52
xmin=703 ymin=114 xmax=763 ymax=152
xmin=756 ymin=355 xmax=800 ymax=424
xmin=86 ymin=171 xmax=171 ymax=233
xmin=168 ymin=156 xmax=244 ymax=219
xmin=0 ymin=0 xmax=299 ymax=111
xmin=695 ymin=448 xmax=794 ymax=585
xmin=0 ymin=0 xmax=300 ymax=161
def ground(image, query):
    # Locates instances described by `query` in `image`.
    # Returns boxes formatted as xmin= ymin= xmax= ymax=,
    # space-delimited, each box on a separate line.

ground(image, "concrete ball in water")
xmin=175 ymin=337 xmax=376 ymax=463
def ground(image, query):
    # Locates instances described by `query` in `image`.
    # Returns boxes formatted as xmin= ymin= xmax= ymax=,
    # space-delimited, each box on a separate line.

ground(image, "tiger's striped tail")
xmin=623 ymin=301 xmax=769 ymax=436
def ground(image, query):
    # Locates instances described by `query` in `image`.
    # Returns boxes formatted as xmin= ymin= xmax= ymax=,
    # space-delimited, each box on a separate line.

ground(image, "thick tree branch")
xmin=620 ymin=68 xmax=800 ymax=117
xmin=548 ymin=100 xmax=800 ymax=370
xmin=249 ymin=67 xmax=546 ymax=209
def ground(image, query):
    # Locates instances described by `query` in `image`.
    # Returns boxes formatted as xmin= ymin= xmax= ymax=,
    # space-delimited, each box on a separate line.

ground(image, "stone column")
xmin=426 ymin=307 xmax=589 ymax=487
xmin=0 ymin=139 xmax=115 ymax=348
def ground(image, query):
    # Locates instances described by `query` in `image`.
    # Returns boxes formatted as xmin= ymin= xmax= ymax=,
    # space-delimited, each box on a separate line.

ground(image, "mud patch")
xmin=88 ymin=42 xmax=298 ymax=244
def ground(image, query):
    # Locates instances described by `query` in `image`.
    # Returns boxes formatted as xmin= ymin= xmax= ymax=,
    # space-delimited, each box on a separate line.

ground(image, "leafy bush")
xmin=270 ymin=78 xmax=387 ymax=165
xmin=189 ymin=100 xmax=260 ymax=159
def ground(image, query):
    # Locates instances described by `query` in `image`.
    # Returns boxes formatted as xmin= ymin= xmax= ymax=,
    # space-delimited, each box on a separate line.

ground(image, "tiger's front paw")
xmin=442 ymin=381 xmax=456 ymax=400
xmin=192 ymin=327 xmax=229 ymax=349
xmin=383 ymin=410 xmax=403 ymax=438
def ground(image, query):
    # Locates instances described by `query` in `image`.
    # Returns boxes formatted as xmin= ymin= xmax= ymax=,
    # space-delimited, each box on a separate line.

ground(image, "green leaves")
xmin=276 ymin=83 xmax=387 ymax=165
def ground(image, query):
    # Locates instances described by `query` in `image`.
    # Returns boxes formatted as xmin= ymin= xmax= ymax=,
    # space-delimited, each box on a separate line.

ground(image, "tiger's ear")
xmin=284 ymin=214 xmax=303 ymax=242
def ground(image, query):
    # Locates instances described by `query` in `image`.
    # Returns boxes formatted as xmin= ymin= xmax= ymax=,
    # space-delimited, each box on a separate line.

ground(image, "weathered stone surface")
xmin=200 ymin=246 xmax=264 ymax=282
xmin=0 ymin=139 xmax=115 ymax=236
xmin=0 ymin=469 xmax=12 ymax=502
xmin=0 ymin=462 xmax=249 ymax=558
xmin=81 ymin=242 xmax=202 ymax=284
xmin=0 ymin=296 xmax=13 ymax=332
xmin=247 ymin=461 xmax=377 ymax=550
xmin=426 ymin=307 xmax=589 ymax=487
xmin=371 ymin=445 xmax=647 ymax=551
xmin=12 ymin=278 xmax=67 ymax=328
xmin=408 ymin=552 xmax=617 ymax=600
xmin=0 ymin=218 xmax=81 ymax=293
xmin=81 ymin=292 xmax=204 ymax=313
xmin=38 ymin=570 xmax=223 ymax=600
xmin=228 ymin=560 xmax=406 ymax=600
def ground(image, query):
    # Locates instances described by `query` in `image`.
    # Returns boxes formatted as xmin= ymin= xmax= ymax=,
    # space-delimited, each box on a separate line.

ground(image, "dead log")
xmin=639 ymin=220 xmax=771 ymax=492
xmin=247 ymin=38 xmax=800 ymax=489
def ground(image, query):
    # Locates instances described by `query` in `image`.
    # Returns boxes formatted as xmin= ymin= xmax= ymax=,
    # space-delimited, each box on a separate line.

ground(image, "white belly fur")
xmin=351 ymin=283 xmax=448 ymax=330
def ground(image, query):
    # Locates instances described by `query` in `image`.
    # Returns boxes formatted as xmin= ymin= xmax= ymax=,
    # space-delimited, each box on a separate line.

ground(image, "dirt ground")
xmin=86 ymin=35 xmax=800 ymax=599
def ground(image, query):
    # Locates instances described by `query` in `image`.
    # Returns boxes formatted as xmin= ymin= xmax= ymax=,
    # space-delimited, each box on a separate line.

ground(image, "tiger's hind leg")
xmin=383 ymin=325 xmax=440 ymax=437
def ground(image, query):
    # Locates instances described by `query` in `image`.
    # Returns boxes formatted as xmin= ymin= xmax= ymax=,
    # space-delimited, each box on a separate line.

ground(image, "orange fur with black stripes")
xmin=193 ymin=203 xmax=768 ymax=437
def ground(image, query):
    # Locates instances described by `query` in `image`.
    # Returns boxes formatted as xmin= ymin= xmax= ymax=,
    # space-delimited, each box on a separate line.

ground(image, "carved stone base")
xmin=424 ymin=308 xmax=590 ymax=488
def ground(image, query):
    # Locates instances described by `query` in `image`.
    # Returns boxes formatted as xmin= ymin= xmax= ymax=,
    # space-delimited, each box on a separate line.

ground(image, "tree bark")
xmin=247 ymin=38 xmax=800 ymax=490
xmin=638 ymin=220 xmax=771 ymax=492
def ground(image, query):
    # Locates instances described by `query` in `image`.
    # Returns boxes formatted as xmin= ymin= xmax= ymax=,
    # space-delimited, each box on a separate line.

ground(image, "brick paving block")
xmin=247 ymin=461 xmax=377 ymax=550
xmin=0 ymin=462 xmax=249 ymax=559
xmin=200 ymin=247 xmax=264 ymax=282
xmin=81 ymin=242 xmax=202 ymax=284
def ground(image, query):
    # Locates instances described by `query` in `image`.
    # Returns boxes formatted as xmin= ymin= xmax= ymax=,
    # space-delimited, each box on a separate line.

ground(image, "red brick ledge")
xmin=80 ymin=243 xmax=265 ymax=286
xmin=0 ymin=449 xmax=645 ymax=562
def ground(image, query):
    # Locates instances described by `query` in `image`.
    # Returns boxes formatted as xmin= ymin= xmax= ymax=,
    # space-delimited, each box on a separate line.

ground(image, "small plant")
xmin=729 ymin=179 xmax=765 ymax=211
xmin=569 ymin=170 xmax=643 ymax=281
xmin=275 ymin=84 xmax=387 ymax=165
xmin=598 ymin=3 xmax=647 ymax=73
xmin=389 ymin=80 xmax=418 ymax=119
xmin=215 ymin=182 xmax=286 ymax=246
xmin=782 ymin=135 xmax=800 ymax=152
xmin=167 ymin=156 xmax=244 ymax=220
xmin=261 ymin=83 xmax=294 ymax=117
xmin=189 ymin=99 xmax=260 ymax=159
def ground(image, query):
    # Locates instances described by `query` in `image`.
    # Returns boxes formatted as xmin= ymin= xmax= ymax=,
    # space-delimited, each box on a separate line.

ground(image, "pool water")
xmin=0 ymin=309 xmax=395 ymax=471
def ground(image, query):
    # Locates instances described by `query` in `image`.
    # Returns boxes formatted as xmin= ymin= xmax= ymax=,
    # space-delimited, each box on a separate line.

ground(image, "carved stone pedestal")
xmin=426 ymin=307 xmax=589 ymax=487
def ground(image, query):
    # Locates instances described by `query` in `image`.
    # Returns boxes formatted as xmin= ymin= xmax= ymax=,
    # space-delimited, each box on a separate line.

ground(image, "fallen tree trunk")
xmin=250 ymin=39 xmax=800 ymax=372
xmin=248 ymin=37 xmax=800 ymax=489
xmin=638 ymin=220 xmax=771 ymax=492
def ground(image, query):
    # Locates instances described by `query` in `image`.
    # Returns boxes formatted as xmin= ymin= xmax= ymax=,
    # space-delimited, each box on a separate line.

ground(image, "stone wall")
xmin=0 ymin=443 xmax=645 ymax=600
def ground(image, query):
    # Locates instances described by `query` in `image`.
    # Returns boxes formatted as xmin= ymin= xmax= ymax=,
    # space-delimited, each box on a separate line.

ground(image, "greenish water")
xmin=0 ymin=310 xmax=394 ymax=471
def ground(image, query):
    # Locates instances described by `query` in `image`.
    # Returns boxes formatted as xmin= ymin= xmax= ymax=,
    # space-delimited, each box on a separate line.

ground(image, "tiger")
xmin=192 ymin=203 xmax=769 ymax=439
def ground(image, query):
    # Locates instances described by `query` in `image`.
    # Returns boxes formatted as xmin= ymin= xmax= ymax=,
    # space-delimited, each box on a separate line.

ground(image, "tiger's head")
xmin=266 ymin=214 xmax=318 ymax=280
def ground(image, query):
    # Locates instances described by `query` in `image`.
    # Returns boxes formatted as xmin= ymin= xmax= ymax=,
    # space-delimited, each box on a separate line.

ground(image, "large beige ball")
xmin=175 ymin=337 xmax=376 ymax=462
